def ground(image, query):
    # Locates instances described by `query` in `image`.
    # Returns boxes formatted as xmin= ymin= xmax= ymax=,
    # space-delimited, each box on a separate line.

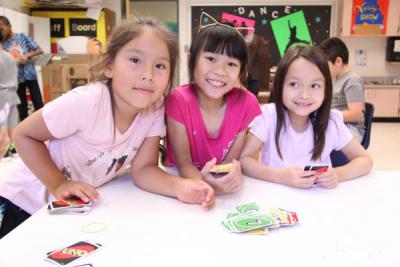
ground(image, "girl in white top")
xmin=0 ymin=17 xmax=214 ymax=238
xmin=240 ymin=46 xmax=372 ymax=189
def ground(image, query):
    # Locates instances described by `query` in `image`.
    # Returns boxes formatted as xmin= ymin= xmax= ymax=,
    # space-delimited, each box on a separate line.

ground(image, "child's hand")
xmin=315 ymin=169 xmax=339 ymax=189
xmin=176 ymin=179 xmax=215 ymax=210
xmin=53 ymin=180 xmax=101 ymax=203
xmin=201 ymin=159 xmax=244 ymax=194
xmin=282 ymin=167 xmax=317 ymax=188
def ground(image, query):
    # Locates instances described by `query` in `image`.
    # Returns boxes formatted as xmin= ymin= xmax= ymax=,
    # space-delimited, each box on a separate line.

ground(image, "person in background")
xmin=240 ymin=45 xmax=372 ymax=189
xmin=318 ymin=37 xmax=365 ymax=142
xmin=246 ymin=34 xmax=271 ymax=97
xmin=165 ymin=15 xmax=261 ymax=195
xmin=0 ymin=16 xmax=44 ymax=121
xmin=0 ymin=29 xmax=19 ymax=157
xmin=0 ymin=17 xmax=215 ymax=239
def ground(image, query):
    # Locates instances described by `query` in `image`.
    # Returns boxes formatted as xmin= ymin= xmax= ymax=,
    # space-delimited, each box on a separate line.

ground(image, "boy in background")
xmin=318 ymin=37 xmax=365 ymax=142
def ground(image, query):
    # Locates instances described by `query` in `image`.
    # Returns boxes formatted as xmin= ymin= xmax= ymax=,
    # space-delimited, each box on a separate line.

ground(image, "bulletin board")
xmin=191 ymin=5 xmax=332 ymax=66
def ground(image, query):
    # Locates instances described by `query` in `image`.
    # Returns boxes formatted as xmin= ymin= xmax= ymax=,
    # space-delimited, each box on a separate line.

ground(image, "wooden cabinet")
xmin=365 ymin=87 xmax=400 ymax=117
xmin=341 ymin=0 xmax=400 ymax=36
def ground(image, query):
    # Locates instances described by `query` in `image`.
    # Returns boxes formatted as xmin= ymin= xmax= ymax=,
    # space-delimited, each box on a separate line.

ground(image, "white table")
xmin=0 ymin=167 xmax=399 ymax=267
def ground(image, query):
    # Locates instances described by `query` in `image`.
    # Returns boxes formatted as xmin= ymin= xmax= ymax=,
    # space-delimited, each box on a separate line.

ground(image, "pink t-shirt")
xmin=0 ymin=82 xmax=165 ymax=214
xmin=165 ymin=84 xmax=261 ymax=169
xmin=250 ymin=103 xmax=353 ymax=168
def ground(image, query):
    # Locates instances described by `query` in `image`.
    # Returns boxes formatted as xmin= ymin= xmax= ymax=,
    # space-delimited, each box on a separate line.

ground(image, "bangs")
xmin=200 ymin=27 xmax=246 ymax=61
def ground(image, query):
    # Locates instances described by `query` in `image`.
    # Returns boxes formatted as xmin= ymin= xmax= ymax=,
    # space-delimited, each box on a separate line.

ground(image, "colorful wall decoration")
xmin=192 ymin=5 xmax=331 ymax=66
xmin=351 ymin=0 xmax=389 ymax=35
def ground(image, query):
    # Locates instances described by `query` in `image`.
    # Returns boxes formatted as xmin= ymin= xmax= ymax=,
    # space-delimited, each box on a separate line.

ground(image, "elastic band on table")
xmin=81 ymin=222 xmax=108 ymax=233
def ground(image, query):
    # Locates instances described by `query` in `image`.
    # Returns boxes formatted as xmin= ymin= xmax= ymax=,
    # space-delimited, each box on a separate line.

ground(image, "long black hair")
xmin=273 ymin=45 xmax=332 ymax=160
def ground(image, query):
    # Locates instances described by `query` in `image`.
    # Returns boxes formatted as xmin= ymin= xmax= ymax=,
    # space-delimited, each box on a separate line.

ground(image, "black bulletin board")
xmin=192 ymin=5 xmax=332 ymax=66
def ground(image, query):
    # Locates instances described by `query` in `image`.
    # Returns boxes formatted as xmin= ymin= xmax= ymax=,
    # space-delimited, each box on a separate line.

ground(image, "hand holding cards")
xmin=303 ymin=164 xmax=329 ymax=178
xmin=47 ymin=196 xmax=93 ymax=215
xmin=209 ymin=163 xmax=233 ymax=175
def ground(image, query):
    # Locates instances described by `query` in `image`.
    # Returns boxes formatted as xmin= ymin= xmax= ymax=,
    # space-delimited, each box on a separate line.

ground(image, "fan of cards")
xmin=221 ymin=202 xmax=299 ymax=234
xmin=47 ymin=196 xmax=93 ymax=215
xmin=45 ymin=240 xmax=101 ymax=266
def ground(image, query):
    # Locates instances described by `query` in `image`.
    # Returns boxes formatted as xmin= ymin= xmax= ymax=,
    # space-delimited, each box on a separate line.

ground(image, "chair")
xmin=330 ymin=102 xmax=374 ymax=167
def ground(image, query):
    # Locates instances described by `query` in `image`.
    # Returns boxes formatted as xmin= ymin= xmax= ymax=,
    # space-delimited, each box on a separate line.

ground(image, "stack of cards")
xmin=209 ymin=163 xmax=233 ymax=175
xmin=221 ymin=202 xmax=299 ymax=235
xmin=47 ymin=196 xmax=93 ymax=215
xmin=45 ymin=240 xmax=101 ymax=266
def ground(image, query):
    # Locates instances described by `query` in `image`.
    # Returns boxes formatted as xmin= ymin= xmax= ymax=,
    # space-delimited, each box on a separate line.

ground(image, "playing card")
xmin=222 ymin=212 xmax=276 ymax=233
xmin=304 ymin=165 xmax=329 ymax=173
xmin=45 ymin=241 xmax=101 ymax=266
xmin=47 ymin=196 xmax=93 ymax=215
xmin=244 ymin=227 xmax=269 ymax=235
xmin=209 ymin=163 xmax=233 ymax=174
xmin=235 ymin=202 xmax=261 ymax=214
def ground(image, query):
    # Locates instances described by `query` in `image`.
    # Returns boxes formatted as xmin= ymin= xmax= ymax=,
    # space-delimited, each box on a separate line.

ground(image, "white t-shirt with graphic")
xmin=0 ymin=82 xmax=165 ymax=214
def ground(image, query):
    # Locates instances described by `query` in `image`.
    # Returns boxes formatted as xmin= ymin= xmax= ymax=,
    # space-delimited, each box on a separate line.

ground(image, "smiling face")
xmin=104 ymin=27 xmax=171 ymax=113
xmin=193 ymin=51 xmax=241 ymax=100
xmin=282 ymin=57 xmax=325 ymax=125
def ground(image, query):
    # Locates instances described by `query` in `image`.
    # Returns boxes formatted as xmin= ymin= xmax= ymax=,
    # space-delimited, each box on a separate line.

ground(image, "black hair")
xmin=188 ymin=24 xmax=248 ymax=85
xmin=272 ymin=45 xmax=332 ymax=161
xmin=0 ymin=16 xmax=11 ymax=25
xmin=0 ymin=31 xmax=3 ymax=42
xmin=318 ymin=37 xmax=349 ymax=64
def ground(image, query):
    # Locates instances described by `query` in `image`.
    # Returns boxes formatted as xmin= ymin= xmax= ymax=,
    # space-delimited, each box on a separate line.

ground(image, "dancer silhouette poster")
xmin=191 ymin=5 xmax=331 ymax=66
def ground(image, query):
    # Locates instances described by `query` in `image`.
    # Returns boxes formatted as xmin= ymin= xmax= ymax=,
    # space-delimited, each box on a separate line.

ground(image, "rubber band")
xmin=81 ymin=222 xmax=108 ymax=233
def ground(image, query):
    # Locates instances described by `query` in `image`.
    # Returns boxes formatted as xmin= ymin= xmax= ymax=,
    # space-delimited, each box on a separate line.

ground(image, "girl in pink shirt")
xmin=240 ymin=46 xmax=372 ymax=189
xmin=0 ymin=17 xmax=214 ymax=238
xmin=165 ymin=16 xmax=261 ymax=195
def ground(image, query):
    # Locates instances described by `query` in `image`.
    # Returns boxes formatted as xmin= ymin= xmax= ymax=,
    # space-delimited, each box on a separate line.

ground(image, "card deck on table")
xmin=45 ymin=241 xmax=101 ymax=266
xmin=47 ymin=196 xmax=93 ymax=215
xmin=221 ymin=202 xmax=299 ymax=234
xmin=209 ymin=163 xmax=233 ymax=175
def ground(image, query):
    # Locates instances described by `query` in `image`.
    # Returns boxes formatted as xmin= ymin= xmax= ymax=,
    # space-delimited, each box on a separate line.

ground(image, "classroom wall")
xmin=178 ymin=0 xmax=338 ymax=83
xmin=0 ymin=0 xmax=29 ymax=13
xmin=177 ymin=0 xmax=399 ymax=83
xmin=343 ymin=37 xmax=400 ymax=77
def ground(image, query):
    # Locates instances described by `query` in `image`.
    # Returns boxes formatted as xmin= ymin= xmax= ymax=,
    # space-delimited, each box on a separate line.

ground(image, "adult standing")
xmin=0 ymin=16 xmax=44 ymax=121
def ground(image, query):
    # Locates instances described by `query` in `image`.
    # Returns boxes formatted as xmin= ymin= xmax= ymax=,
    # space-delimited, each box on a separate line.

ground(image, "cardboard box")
xmin=41 ymin=54 xmax=100 ymax=102
xmin=31 ymin=8 xmax=115 ymax=53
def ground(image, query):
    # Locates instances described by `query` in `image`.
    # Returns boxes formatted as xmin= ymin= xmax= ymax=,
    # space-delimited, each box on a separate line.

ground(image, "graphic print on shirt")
xmin=221 ymin=137 xmax=236 ymax=162
xmin=61 ymin=166 xmax=72 ymax=180
xmin=7 ymin=44 xmax=24 ymax=60
xmin=103 ymin=147 xmax=133 ymax=176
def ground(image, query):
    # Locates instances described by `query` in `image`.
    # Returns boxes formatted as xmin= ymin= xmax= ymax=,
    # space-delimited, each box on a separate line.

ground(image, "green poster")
xmin=271 ymin=10 xmax=312 ymax=57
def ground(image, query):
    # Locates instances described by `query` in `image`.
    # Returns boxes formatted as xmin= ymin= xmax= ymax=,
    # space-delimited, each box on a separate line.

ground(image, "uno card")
xmin=303 ymin=165 xmax=329 ymax=178
xmin=209 ymin=163 xmax=233 ymax=175
xmin=45 ymin=241 xmax=101 ymax=266
xmin=235 ymin=202 xmax=261 ymax=214
xmin=50 ymin=196 xmax=91 ymax=209
xmin=304 ymin=165 xmax=329 ymax=173
xmin=222 ymin=212 xmax=276 ymax=233
xmin=47 ymin=196 xmax=92 ymax=215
